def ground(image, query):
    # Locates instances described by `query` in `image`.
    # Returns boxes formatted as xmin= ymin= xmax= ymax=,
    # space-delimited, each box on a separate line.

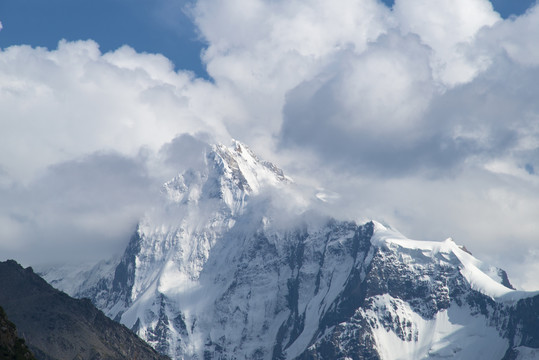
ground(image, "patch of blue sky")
xmin=0 ymin=0 xmax=536 ymax=79
xmin=0 ymin=0 xmax=208 ymax=77
xmin=379 ymin=0 xmax=536 ymax=18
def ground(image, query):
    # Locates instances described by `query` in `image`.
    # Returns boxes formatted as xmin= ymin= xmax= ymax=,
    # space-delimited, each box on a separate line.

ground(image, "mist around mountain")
xmin=38 ymin=141 xmax=539 ymax=360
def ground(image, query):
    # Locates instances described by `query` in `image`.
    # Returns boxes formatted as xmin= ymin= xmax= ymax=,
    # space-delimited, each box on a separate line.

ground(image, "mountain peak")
xmin=164 ymin=140 xmax=289 ymax=214
xmin=210 ymin=139 xmax=289 ymax=193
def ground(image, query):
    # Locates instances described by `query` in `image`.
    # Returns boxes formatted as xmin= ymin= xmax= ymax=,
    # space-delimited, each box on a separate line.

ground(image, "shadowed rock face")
xmin=501 ymin=295 xmax=539 ymax=360
xmin=0 ymin=305 xmax=36 ymax=360
xmin=0 ymin=260 xmax=170 ymax=360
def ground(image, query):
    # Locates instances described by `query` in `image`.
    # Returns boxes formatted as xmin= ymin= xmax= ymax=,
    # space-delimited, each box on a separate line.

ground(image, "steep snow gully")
xmin=42 ymin=141 xmax=539 ymax=360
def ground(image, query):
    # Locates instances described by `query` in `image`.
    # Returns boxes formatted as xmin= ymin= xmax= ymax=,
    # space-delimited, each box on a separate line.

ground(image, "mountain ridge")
xmin=40 ymin=140 xmax=539 ymax=360
xmin=0 ymin=259 xmax=170 ymax=360
xmin=0 ymin=304 xmax=37 ymax=360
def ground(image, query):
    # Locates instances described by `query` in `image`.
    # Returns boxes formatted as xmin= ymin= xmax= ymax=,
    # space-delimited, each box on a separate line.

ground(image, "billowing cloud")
xmin=192 ymin=0 xmax=393 ymax=145
xmin=0 ymin=40 xmax=229 ymax=182
xmin=394 ymin=0 xmax=500 ymax=84
xmin=1 ymin=0 xmax=539 ymax=290
xmin=281 ymin=31 xmax=440 ymax=176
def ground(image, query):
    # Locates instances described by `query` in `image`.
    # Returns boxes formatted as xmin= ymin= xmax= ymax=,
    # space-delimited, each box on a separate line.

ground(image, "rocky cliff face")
xmin=42 ymin=141 xmax=539 ymax=360
xmin=0 ymin=305 xmax=36 ymax=360
xmin=0 ymin=260 xmax=169 ymax=360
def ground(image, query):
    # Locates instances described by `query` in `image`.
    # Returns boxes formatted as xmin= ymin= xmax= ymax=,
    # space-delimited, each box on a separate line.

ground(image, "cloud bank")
xmin=1 ymin=0 xmax=539 ymax=289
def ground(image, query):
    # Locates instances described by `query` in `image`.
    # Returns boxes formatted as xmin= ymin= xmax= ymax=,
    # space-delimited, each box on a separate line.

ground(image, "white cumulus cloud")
xmin=0 ymin=40 xmax=230 ymax=182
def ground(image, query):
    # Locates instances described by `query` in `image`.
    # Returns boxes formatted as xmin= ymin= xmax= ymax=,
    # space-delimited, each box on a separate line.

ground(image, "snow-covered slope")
xmin=42 ymin=141 xmax=539 ymax=360
xmin=370 ymin=222 xmax=534 ymax=303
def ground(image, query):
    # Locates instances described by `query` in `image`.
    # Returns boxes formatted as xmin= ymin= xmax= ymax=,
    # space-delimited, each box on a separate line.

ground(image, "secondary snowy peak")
xmin=370 ymin=222 xmax=536 ymax=303
xmin=163 ymin=140 xmax=289 ymax=214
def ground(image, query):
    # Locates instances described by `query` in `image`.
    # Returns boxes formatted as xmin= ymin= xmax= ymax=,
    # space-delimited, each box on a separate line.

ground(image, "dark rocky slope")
xmin=0 ymin=305 xmax=36 ymax=360
xmin=0 ymin=260 xmax=169 ymax=360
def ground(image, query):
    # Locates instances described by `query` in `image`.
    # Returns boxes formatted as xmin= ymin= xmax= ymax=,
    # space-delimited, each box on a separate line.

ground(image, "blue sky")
xmin=0 ymin=0 xmax=207 ymax=76
xmin=1 ymin=0 xmax=539 ymax=290
xmin=1 ymin=0 xmax=535 ymax=78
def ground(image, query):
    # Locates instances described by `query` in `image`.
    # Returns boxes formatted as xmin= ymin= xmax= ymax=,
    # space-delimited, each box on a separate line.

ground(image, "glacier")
xmin=41 ymin=140 xmax=539 ymax=360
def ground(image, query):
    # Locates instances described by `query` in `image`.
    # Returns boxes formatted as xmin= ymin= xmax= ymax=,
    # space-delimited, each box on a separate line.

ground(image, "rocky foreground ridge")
xmin=0 ymin=260 xmax=169 ymax=360
xmin=0 ymin=304 xmax=36 ymax=360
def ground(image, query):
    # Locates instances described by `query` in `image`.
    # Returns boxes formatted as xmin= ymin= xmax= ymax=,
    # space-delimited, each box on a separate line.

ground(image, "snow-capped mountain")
xmin=42 ymin=141 xmax=539 ymax=360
